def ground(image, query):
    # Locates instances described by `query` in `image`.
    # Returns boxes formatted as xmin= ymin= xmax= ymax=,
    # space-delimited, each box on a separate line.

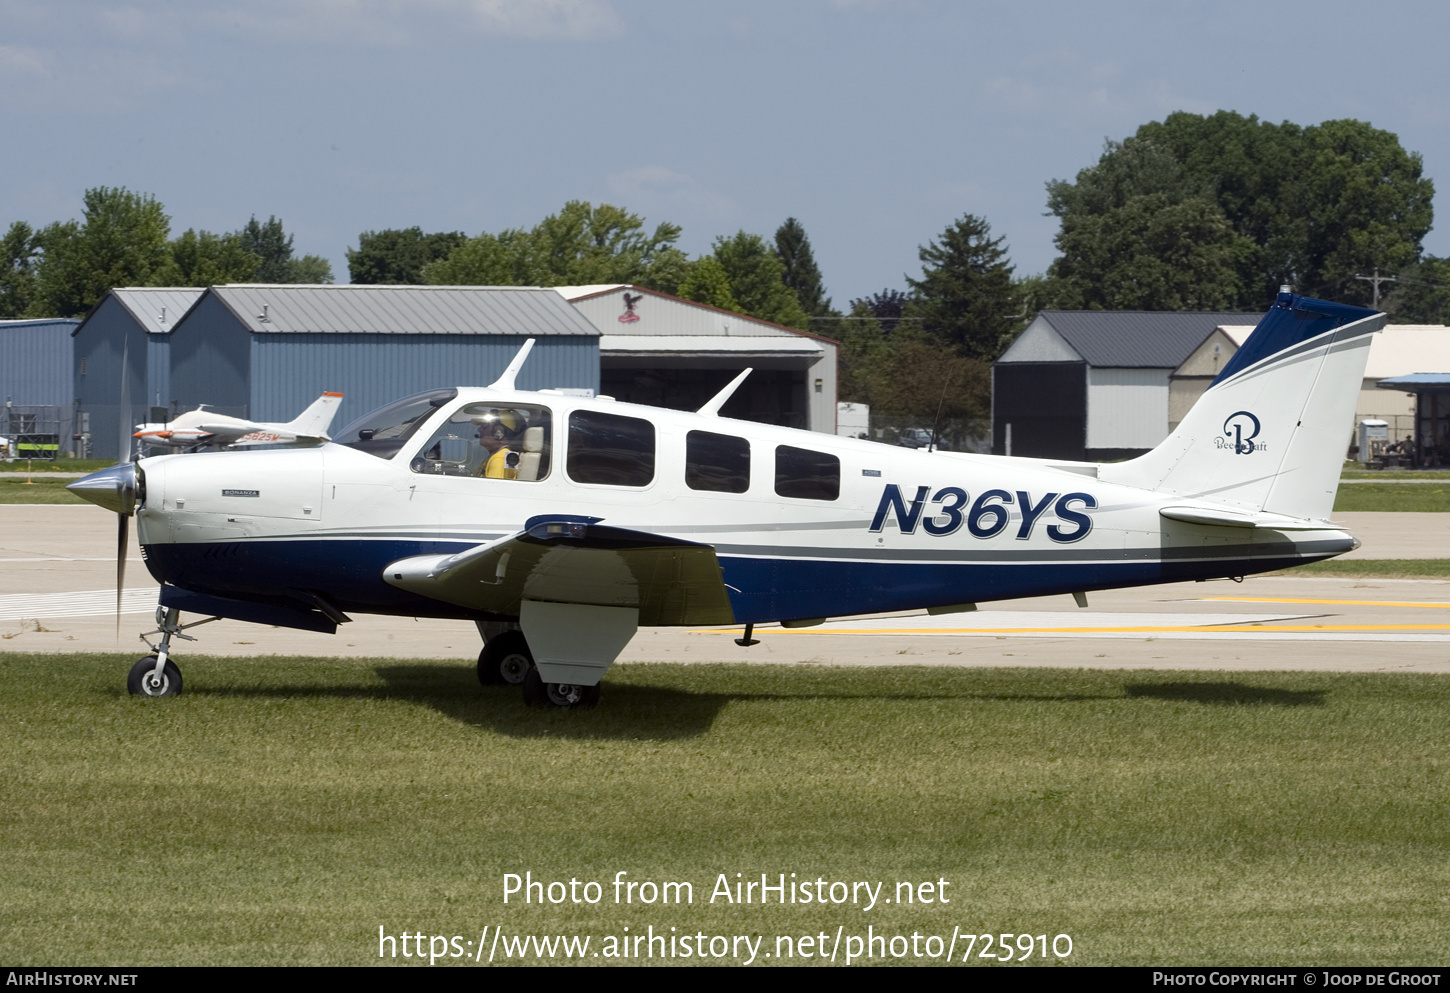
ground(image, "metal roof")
xmin=1038 ymin=310 xmax=1264 ymax=368
xmin=600 ymin=334 xmax=824 ymax=355
xmin=209 ymin=285 xmax=601 ymax=337
xmin=109 ymin=288 xmax=206 ymax=335
xmin=1376 ymin=373 xmax=1450 ymax=392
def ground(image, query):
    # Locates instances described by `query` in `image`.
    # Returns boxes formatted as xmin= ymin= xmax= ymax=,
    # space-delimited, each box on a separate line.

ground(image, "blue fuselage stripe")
xmin=141 ymin=537 xmax=1341 ymax=625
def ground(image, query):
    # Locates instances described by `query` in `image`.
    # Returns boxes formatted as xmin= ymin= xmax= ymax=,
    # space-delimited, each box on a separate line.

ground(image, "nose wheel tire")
xmin=477 ymin=632 xmax=534 ymax=686
xmin=127 ymin=656 xmax=182 ymax=697
xmin=522 ymin=666 xmax=599 ymax=708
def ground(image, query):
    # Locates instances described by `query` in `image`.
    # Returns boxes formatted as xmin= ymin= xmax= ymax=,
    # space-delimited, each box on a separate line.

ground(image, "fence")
xmin=1 ymin=405 xmax=74 ymax=461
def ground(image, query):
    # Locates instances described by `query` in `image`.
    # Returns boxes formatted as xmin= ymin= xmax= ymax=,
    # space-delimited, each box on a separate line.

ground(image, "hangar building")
xmin=556 ymin=285 xmax=839 ymax=433
xmin=993 ymin=309 xmax=1261 ymax=461
xmin=1 ymin=317 xmax=80 ymax=459
xmin=73 ymin=283 xmax=840 ymax=460
xmin=70 ymin=289 xmax=203 ymax=460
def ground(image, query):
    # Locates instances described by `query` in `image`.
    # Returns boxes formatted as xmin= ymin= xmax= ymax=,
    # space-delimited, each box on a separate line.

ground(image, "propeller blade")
xmin=116 ymin=512 xmax=128 ymax=639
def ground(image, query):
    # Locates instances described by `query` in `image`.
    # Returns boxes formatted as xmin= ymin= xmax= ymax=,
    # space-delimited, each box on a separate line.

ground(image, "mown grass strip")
xmin=0 ymin=477 xmax=86 ymax=504
xmin=1333 ymin=484 xmax=1450 ymax=511
xmin=2 ymin=654 xmax=1448 ymax=966
xmin=1269 ymin=558 xmax=1450 ymax=579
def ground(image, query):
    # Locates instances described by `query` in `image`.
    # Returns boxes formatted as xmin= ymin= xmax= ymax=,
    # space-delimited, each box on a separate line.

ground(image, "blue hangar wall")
xmin=71 ymin=289 xmax=204 ymax=460
xmin=166 ymin=286 xmax=601 ymax=440
xmin=1 ymin=318 xmax=79 ymax=405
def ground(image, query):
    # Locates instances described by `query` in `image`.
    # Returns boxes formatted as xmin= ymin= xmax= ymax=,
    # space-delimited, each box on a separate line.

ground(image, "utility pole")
xmin=1354 ymin=268 xmax=1398 ymax=308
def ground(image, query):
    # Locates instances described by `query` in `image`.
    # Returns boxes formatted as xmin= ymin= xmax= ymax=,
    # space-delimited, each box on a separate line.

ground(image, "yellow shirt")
xmin=484 ymin=447 xmax=517 ymax=479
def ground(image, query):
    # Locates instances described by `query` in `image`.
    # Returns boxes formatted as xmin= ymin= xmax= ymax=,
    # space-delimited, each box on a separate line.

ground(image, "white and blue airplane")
xmin=69 ymin=290 xmax=1383 ymax=707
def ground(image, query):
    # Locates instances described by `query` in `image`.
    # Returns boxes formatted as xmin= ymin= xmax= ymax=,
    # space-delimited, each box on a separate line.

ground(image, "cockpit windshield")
xmin=332 ymin=388 xmax=458 ymax=459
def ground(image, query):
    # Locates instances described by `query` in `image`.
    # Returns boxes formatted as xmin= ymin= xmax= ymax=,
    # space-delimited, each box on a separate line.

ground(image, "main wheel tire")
xmin=127 ymin=656 xmax=182 ymax=697
xmin=477 ymin=632 xmax=533 ymax=686
xmin=522 ymin=666 xmax=599 ymax=708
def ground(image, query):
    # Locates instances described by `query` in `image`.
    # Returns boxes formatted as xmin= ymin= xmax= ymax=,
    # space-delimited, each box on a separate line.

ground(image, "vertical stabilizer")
xmin=285 ymin=393 xmax=345 ymax=439
xmin=1098 ymin=292 xmax=1383 ymax=521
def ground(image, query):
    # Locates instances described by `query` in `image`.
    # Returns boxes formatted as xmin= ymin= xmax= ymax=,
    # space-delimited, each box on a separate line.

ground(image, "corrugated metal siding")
xmin=169 ymin=294 xmax=252 ymax=414
xmin=1086 ymin=367 xmax=1169 ymax=449
xmin=212 ymin=285 xmax=601 ymax=337
xmin=146 ymin=335 xmax=169 ymax=409
xmin=0 ymin=319 xmax=77 ymax=405
xmin=249 ymin=334 xmax=599 ymax=427
xmin=1041 ymin=311 xmax=1262 ymax=368
xmin=112 ymin=288 xmax=204 ymax=336
xmin=73 ymin=297 xmax=150 ymax=460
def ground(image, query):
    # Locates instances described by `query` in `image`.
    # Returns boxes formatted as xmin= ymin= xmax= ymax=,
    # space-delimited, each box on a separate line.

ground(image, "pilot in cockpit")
xmin=474 ymin=408 xmax=524 ymax=479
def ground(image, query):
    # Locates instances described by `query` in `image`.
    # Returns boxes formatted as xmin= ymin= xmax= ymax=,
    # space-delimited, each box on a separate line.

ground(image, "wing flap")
xmin=383 ymin=519 xmax=735 ymax=625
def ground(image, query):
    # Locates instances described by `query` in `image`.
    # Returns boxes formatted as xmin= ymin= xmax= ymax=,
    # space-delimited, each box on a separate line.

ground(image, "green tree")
xmin=849 ymin=289 xmax=913 ymax=335
xmin=237 ymin=215 xmax=333 ymax=283
xmin=348 ymin=228 xmax=467 ymax=284
xmin=871 ymin=333 xmax=990 ymax=424
xmin=773 ymin=217 xmax=833 ymax=317
xmin=29 ymin=187 xmax=172 ymax=317
xmin=710 ymin=231 xmax=809 ymax=330
xmin=1383 ymin=256 xmax=1450 ymax=324
xmin=159 ymin=229 xmax=261 ymax=286
xmin=1047 ymin=112 xmax=1435 ymax=309
xmin=833 ymin=301 xmax=890 ymax=404
xmin=0 ymin=221 xmax=42 ymax=318
xmin=238 ymin=215 xmax=293 ymax=282
xmin=906 ymin=214 xmax=1021 ymax=359
xmin=675 ymin=255 xmax=739 ymax=311
xmin=424 ymin=201 xmax=682 ymax=288
xmin=1048 ymin=194 xmax=1247 ymax=311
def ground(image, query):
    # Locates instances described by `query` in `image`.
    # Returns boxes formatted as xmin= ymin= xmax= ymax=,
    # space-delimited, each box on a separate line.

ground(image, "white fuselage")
xmin=132 ymin=387 xmax=1352 ymax=626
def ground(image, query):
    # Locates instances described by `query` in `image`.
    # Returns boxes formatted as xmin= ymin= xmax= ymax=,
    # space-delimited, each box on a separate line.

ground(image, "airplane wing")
xmin=382 ymin=517 xmax=736 ymax=625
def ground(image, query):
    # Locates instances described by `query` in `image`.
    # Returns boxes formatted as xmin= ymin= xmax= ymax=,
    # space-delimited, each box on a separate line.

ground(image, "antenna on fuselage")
xmin=488 ymin=338 xmax=536 ymax=390
xmin=697 ymin=367 xmax=753 ymax=416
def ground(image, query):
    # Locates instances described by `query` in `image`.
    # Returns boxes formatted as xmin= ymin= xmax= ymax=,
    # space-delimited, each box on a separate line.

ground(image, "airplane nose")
xmin=67 ymin=463 xmax=138 ymax=516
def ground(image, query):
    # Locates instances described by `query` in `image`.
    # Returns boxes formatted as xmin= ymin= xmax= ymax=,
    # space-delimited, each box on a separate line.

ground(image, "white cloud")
xmin=1 ymin=0 xmax=623 ymax=47
xmin=0 ymin=42 xmax=181 ymax=114
xmin=606 ymin=166 xmax=735 ymax=219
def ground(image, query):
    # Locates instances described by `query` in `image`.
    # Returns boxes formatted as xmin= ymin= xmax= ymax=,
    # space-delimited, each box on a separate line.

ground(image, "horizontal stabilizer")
xmin=383 ymin=518 xmax=735 ymax=625
xmin=1159 ymin=505 xmax=1347 ymax=532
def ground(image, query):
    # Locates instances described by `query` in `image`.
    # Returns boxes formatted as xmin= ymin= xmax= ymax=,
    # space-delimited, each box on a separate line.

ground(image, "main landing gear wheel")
xmin=477 ymin=632 xmax=534 ymax=686
xmin=522 ymin=666 xmax=599 ymax=708
xmin=127 ymin=655 xmax=182 ymax=697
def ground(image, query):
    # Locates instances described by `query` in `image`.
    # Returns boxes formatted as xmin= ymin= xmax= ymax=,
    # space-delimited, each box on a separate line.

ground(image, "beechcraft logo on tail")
xmin=1218 ymin=411 xmax=1264 ymax=454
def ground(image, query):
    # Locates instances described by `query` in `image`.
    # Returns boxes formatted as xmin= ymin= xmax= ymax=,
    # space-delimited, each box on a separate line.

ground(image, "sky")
xmin=5 ymin=0 xmax=1450 ymax=307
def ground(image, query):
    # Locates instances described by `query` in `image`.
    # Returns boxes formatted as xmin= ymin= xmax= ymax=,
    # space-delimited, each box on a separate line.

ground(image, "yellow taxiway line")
xmin=1203 ymin=596 xmax=1450 ymax=609
xmin=703 ymin=623 xmax=1450 ymax=636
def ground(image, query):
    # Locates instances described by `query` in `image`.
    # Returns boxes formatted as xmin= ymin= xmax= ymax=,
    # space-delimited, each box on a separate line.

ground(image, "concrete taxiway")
xmin=5 ymin=505 xmax=1450 ymax=673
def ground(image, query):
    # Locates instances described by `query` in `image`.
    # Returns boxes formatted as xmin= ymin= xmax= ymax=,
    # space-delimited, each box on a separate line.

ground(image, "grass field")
xmin=0 ymin=477 xmax=86 ymax=504
xmin=3 ymin=654 xmax=1449 ymax=966
xmin=1333 ymin=484 xmax=1450 ymax=512
xmin=1267 ymin=558 xmax=1450 ymax=579
xmin=0 ymin=459 xmax=111 ymax=473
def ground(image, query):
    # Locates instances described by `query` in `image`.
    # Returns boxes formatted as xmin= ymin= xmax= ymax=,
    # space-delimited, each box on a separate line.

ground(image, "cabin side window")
xmin=567 ymin=410 xmax=655 ymax=486
xmin=686 ymin=430 xmax=750 ymax=493
xmin=411 ymin=403 xmax=552 ymax=480
xmin=775 ymin=445 xmax=840 ymax=501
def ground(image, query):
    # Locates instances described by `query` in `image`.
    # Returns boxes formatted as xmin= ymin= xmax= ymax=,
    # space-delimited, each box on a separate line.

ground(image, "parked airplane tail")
xmin=1099 ymin=292 xmax=1384 ymax=522
xmin=284 ymin=392 xmax=345 ymax=440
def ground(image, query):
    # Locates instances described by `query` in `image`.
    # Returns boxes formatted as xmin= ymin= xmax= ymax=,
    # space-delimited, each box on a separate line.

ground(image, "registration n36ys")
xmin=69 ymin=291 xmax=1383 ymax=707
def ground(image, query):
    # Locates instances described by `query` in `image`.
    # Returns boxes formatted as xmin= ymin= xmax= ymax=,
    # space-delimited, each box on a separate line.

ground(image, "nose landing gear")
xmin=127 ymin=605 xmax=221 ymax=698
